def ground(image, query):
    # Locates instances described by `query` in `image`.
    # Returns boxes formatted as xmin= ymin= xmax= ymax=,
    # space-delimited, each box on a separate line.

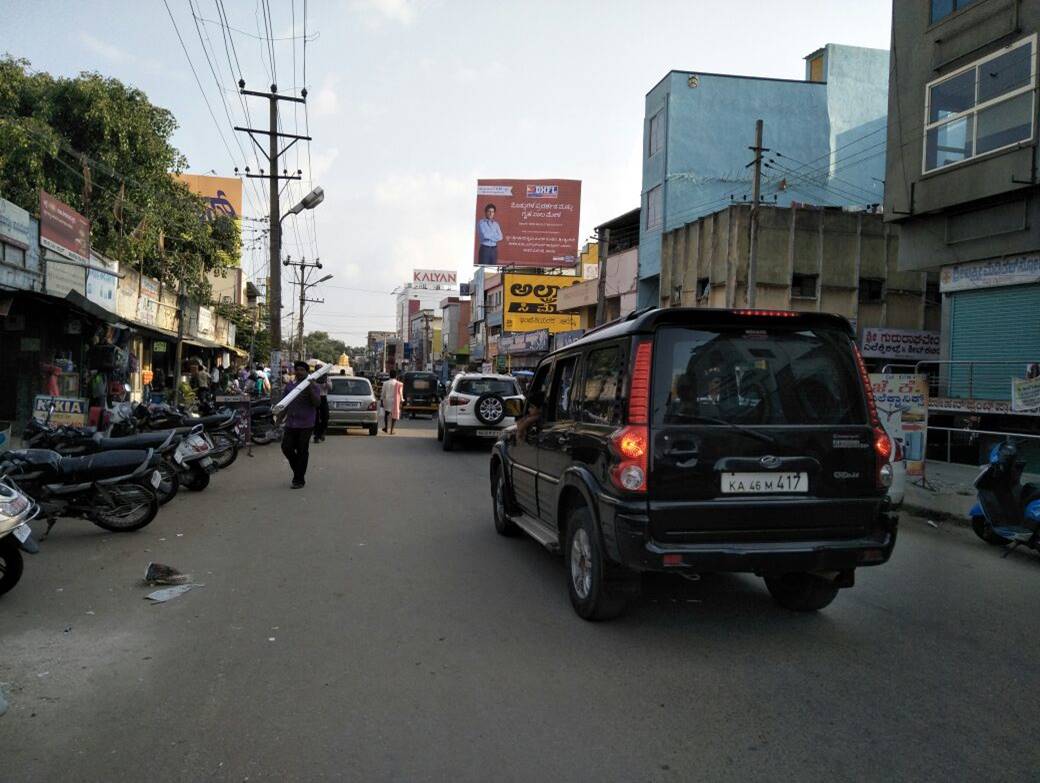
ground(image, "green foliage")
xmin=303 ymin=331 xmax=349 ymax=364
xmin=0 ymin=56 xmax=239 ymax=300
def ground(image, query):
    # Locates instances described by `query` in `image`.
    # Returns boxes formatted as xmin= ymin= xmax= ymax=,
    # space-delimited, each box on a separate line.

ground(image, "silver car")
xmin=326 ymin=375 xmax=379 ymax=435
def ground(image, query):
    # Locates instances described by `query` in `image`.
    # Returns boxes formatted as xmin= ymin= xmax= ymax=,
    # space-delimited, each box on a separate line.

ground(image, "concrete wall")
xmin=884 ymin=1 xmax=1040 ymax=271
xmin=660 ymin=204 xmax=937 ymax=333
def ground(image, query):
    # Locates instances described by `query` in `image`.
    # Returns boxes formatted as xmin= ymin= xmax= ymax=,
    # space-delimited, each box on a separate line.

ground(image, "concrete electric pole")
xmin=747 ymin=119 xmax=767 ymax=308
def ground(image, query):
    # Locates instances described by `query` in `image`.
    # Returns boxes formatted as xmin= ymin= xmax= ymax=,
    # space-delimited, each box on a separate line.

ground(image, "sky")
xmin=5 ymin=0 xmax=892 ymax=342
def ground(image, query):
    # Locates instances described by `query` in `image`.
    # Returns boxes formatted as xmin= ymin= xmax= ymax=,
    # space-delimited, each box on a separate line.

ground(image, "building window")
xmin=859 ymin=278 xmax=884 ymax=303
xmin=930 ymin=0 xmax=977 ymax=24
xmin=791 ymin=273 xmax=818 ymax=299
xmin=923 ymin=36 xmax=1036 ymax=173
xmin=1 ymin=242 xmax=26 ymax=268
xmin=926 ymin=281 xmax=941 ymax=306
xmin=696 ymin=277 xmax=710 ymax=299
xmin=648 ymin=110 xmax=664 ymax=158
xmin=646 ymin=185 xmax=663 ymax=231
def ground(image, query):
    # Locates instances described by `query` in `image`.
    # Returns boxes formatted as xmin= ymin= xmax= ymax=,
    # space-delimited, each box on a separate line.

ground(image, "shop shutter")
xmin=949 ymin=284 xmax=1040 ymax=399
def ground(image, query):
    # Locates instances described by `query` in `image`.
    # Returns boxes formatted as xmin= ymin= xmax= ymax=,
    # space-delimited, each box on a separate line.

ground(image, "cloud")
xmin=79 ymin=32 xmax=133 ymax=64
xmin=307 ymin=147 xmax=341 ymax=182
xmin=350 ymin=0 xmax=417 ymax=25
xmin=311 ymin=75 xmax=340 ymax=117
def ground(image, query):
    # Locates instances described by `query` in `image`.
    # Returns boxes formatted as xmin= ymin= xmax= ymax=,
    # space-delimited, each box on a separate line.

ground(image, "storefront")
xmin=499 ymin=329 xmax=550 ymax=371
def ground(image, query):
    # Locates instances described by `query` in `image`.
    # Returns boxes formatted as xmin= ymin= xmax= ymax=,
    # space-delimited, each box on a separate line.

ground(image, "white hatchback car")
xmin=437 ymin=373 xmax=524 ymax=451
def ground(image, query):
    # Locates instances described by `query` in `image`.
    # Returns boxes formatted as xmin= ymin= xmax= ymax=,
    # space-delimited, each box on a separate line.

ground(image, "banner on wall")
xmin=474 ymin=179 xmax=581 ymax=268
xmin=1012 ymin=375 xmax=1040 ymax=412
xmin=870 ymin=373 xmax=928 ymax=478
xmin=860 ymin=327 xmax=940 ymax=362
xmin=40 ymin=191 xmax=90 ymax=264
xmin=503 ymin=273 xmax=581 ymax=333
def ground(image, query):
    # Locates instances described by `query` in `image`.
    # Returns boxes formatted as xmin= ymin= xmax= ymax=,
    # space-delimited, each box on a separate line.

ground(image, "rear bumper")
xmin=601 ymin=496 xmax=898 ymax=575
xmin=403 ymin=400 xmax=438 ymax=412
xmin=328 ymin=411 xmax=378 ymax=426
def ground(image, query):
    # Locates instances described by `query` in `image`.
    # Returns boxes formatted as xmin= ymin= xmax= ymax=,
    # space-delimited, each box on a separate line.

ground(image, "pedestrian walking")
xmin=280 ymin=360 xmax=321 ymax=488
xmin=380 ymin=369 xmax=403 ymax=434
xmin=313 ymin=370 xmax=330 ymax=443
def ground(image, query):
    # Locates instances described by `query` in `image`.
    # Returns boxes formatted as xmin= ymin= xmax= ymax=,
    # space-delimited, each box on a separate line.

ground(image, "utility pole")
xmin=235 ymin=81 xmax=310 ymax=391
xmin=284 ymin=255 xmax=327 ymax=361
xmin=747 ymin=119 xmax=767 ymax=308
xmin=595 ymin=227 xmax=610 ymax=326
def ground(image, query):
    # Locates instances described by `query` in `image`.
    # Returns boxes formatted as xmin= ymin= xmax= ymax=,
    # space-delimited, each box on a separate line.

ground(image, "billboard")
xmin=870 ymin=373 xmax=928 ymax=478
xmin=413 ymin=269 xmax=457 ymax=285
xmin=176 ymin=174 xmax=243 ymax=221
xmin=474 ymin=179 xmax=581 ymax=268
xmin=40 ymin=191 xmax=90 ymax=264
xmin=503 ymin=272 xmax=581 ymax=334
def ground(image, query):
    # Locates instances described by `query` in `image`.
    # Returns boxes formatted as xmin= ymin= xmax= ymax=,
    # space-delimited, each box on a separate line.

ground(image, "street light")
xmin=316 ymin=274 xmax=333 ymax=284
xmin=285 ymin=186 xmax=324 ymax=217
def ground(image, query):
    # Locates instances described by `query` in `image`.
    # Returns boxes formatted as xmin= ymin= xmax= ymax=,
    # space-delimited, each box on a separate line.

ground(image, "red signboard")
xmin=40 ymin=191 xmax=90 ymax=264
xmin=474 ymin=179 xmax=581 ymax=268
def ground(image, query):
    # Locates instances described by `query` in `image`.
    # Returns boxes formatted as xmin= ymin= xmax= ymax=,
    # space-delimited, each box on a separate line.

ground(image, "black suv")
xmin=490 ymin=308 xmax=897 ymax=621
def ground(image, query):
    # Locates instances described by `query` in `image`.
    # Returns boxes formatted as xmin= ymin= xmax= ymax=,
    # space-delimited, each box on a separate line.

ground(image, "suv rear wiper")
xmin=671 ymin=414 xmax=778 ymax=446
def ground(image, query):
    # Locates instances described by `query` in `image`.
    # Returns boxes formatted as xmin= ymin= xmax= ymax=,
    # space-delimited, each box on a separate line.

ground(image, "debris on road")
xmin=145 ymin=585 xmax=196 ymax=603
xmin=144 ymin=562 xmax=190 ymax=585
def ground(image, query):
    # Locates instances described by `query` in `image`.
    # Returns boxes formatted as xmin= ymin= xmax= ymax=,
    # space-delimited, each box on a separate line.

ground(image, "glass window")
xmin=925 ymin=115 xmax=974 ymax=170
xmin=582 ymin=345 xmax=623 ymax=426
xmin=525 ymin=362 xmax=552 ymax=413
xmin=931 ymin=0 xmax=976 ymax=24
xmin=646 ymin=185 xmax=663 ymax=231
xmin=652 ymin=326 xmax=866 ymax=427
xmin=975 ymin=92 xmax=1033 ymax=155
xmin=978 ymin=45 xmax=1033 ymax=103
xmin=928 ymin=70 xmax=975 ymax=123
xmin=547 ymin=355 xmax=580 ymax=422
xmin=329 ymin=378 xmax=371 ymax=396
xmin=859 ymin=278 xmax=884 ymax=303
xmin=456 ymin=378 xmax=518 ymax=396
xmin=923 ymin=37 xmax=1036 ymax=172
xmin=648 ymin=111 xmax=664 ymax=158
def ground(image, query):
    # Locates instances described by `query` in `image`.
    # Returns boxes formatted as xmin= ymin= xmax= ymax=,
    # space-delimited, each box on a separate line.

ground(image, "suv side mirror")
xmin=504 ymin=398 xmax=523 ymax=418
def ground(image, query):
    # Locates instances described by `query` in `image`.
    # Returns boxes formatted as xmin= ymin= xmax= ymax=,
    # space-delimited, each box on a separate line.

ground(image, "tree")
xmin=0 ymin=57 xmax=238 ymax=300
xmin=302 ymin=331 xmax=348 ymax=364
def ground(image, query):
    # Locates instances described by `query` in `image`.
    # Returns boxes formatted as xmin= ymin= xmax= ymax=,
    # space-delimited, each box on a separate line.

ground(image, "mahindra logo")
xmin=759 ymin=455 xmax=781 ymax=469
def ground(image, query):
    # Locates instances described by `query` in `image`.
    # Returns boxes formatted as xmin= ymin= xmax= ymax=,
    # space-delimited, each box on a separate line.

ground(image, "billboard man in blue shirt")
xmin=477 ymin=204 xmax=503 ymax=265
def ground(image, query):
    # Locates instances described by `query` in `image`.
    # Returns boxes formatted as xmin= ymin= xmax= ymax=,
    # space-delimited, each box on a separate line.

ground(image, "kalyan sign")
xmin=413 ymin=269 xmax=457 ymax=285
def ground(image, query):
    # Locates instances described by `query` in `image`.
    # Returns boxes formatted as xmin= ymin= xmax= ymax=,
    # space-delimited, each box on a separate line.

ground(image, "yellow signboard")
xmin=176 ymin=174 xmax=243 ymax=221
xmin=503 ymin=273 xmax=581 ymax=334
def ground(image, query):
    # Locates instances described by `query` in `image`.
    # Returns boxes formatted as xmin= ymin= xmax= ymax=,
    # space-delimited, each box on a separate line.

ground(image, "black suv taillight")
xmin=608 ymin=338 xmax=652 ymax=494
xmin=852 ymin=343 xmax=892 ymax=489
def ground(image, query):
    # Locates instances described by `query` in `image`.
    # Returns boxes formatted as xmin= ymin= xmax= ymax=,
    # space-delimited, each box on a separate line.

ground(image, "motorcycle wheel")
xmin=210 ymin=434 xmax=239 ymax=469
xmin=91 ymin=481 xmax=159 ymax=532
xmin=155 ymin=458 xmax=180 ymax=505
xmin=181 ymin=464 xmax=211 ymax=492
xmin=0 ymin=537 xmax=24 ymax=597
xmin=971 ymin=516 xmax=1012 ymax=546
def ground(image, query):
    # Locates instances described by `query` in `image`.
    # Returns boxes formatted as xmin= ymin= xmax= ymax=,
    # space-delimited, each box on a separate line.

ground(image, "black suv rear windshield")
xmin=329 ymin=378 xmax=371 ymax=396
xmin=652 ymin=326 xmax=865 ymax=426
xmin=456 ymin=378 xmax=518 ymax=396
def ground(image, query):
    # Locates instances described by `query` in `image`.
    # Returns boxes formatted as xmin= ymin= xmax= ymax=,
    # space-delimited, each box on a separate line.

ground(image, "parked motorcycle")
xmin=969 ymin=439 xmax=1040 ymax=556
xmin=169 ymin=425 xmax=218 ymax=492
xmin=247 ymin=400 xmax=282 ymax=445
xmin=128 ymin=403 xmax=240 ymax=470
xmin=0 ymin=449 xmax=163 ymax=536
xmin=0 ymin=480 xmax=40 ymax=596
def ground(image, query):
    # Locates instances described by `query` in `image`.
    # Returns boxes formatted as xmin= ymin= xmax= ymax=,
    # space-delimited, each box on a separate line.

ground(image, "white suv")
xmin=437 ymin=373 xmax=524 ymax=451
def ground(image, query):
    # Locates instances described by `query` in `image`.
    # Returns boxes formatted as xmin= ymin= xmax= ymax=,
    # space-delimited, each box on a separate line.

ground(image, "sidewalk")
xmin=902 ymin=460 xmax=1040 ymax=521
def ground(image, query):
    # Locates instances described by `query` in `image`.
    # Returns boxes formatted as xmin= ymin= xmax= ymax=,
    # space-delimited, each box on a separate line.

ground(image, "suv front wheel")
xmin=565 ymin=507 xmax=631 ymax=621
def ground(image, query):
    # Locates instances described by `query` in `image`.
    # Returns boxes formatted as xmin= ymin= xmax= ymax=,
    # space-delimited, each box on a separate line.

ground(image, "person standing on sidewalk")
xmin=380 ymin=369 xmax=403 ymax=434
xmin=313 ymin=370 xmax=330 ymax=443
xmin=281 ymin=360 xmax=321 ymax=488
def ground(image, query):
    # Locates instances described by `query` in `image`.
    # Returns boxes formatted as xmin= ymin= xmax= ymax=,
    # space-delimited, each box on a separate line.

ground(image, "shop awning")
xmin=184 ymin=335 xmax=228 ymax=351
xmin=63 ymin=290 xmax=127 ymax=328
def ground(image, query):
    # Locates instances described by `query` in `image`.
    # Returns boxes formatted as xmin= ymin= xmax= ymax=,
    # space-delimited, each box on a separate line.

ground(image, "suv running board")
xmin=511 ymin=512 xmax=560 ymax=553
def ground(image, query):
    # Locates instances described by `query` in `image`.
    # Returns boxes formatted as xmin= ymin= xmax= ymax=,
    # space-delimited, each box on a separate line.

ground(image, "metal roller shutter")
xmin=948 ymin=284 xmax=1040 ymax=399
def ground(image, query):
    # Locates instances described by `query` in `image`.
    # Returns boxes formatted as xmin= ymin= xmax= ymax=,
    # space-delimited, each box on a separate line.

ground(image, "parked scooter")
xmin=969 ymin=439 xmax=1040 ymax=557
xmin=0 ymin=449 xmax=163 ymax=536
xmin=169 ymin=425 xmax=218 ymax=491
xmin=0 ymin=480 xmax=39 ymax=596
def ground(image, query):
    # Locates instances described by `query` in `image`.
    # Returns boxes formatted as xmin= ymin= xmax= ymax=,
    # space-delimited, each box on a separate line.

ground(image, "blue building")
xmin=639 ymin=43 xmax=890 ymax=306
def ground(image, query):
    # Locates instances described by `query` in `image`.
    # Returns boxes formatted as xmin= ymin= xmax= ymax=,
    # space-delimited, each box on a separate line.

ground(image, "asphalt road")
xmin=2 ymin=418 xmax=1039 ymax=782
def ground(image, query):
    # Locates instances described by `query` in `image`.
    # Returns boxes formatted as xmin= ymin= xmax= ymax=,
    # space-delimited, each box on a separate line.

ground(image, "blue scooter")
xmin=969 ymin=439 xmax=1040 ymax=557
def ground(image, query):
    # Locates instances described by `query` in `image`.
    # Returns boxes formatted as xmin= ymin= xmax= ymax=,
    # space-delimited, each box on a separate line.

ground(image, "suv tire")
xmin=764 ymin=573 xmax=839 ymax=612
xmin=436 ymin=419 xmax=444 ymax=441
xmin=565 ymin=507 xmax=630 ymax=621
xmin=492 ymin=467 xmax=519 ymax=537
xmin=442 ymin=426 xmax=454 ymax=452
xmin=474 ymin=393 xmax=506 ymax=426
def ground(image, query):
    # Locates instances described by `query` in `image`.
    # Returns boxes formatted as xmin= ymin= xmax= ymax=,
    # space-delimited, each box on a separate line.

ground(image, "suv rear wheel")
xmin=565 ymin=507 xmax=631 ymax=621
xmin=764 ymin=573 xmax=839 ymax=612
xmin=474 ymin=393 xmax=506 ymax=426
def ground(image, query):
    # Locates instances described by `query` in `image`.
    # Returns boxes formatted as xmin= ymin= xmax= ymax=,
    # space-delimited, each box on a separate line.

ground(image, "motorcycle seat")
xmin=187 ymin=413 xmax=234 ymax=428
xmin=57 ymin=450 xmax=152 ymax=483
xmin=93 ymin=432 xmax=173 ymax=450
